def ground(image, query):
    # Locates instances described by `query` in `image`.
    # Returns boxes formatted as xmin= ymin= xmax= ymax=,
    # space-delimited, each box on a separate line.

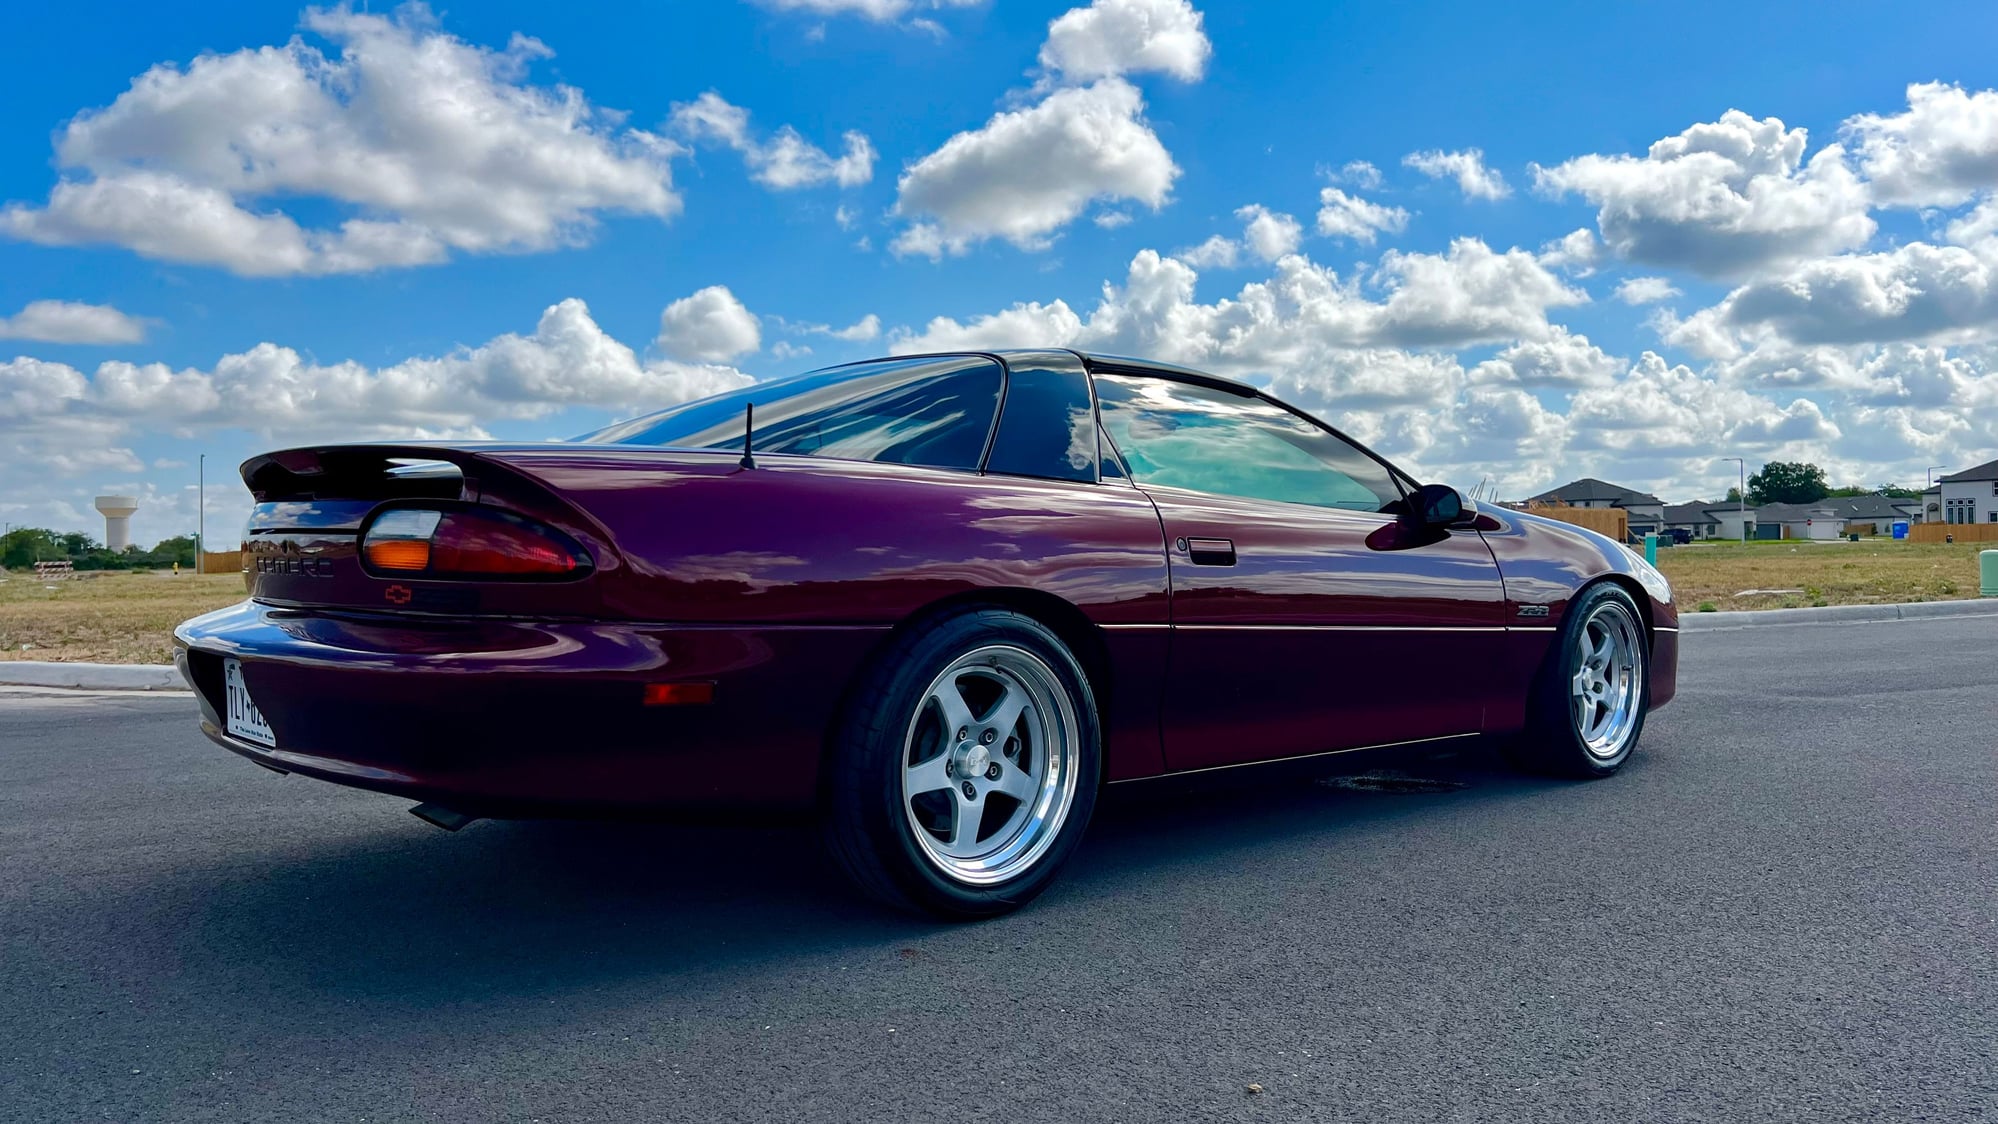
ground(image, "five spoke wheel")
xmin=1569 ymin=598 xmax=1645 ymax=759
xmin=901 ymin=645 xmax=1081 ymax=886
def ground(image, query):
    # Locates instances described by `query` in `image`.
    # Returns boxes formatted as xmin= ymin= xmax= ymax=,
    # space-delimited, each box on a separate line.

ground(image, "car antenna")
xmin=739 ymin=402 xmax=757 ymax=470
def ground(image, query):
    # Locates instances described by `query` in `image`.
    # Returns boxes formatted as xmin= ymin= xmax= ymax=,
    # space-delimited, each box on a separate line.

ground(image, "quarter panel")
xmin=486 ymin=450 xmax=1176 ymax=779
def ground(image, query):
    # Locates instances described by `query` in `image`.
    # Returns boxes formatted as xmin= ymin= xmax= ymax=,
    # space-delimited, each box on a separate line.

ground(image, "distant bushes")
xmin=1 ymin=528 xmax=198 ymax=571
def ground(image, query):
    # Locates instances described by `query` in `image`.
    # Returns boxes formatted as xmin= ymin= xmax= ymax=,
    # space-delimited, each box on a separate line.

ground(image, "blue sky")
xmin=4 ymin=0 xmax=1998 ymax=546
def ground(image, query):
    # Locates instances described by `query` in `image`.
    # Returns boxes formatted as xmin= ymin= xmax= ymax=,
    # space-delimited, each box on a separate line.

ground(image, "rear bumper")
xmin=175 ymin=601 xmax=883 ymax=815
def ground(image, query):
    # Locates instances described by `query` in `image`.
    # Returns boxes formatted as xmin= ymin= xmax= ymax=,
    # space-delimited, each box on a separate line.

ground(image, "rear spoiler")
xmin=240 ymin=443 xmax=562 ymax=502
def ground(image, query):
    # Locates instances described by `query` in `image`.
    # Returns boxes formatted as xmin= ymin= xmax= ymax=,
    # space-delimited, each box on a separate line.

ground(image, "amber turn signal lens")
xmin=643 ymin=682 xmax=715 ymax=707
xmin=364 ymin=539 xmax=431 ymax=571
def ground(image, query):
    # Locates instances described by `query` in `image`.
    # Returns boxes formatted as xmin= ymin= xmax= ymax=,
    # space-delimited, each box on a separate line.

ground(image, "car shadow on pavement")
xmin=117 ymin=742 xmax=1592 ymax=1007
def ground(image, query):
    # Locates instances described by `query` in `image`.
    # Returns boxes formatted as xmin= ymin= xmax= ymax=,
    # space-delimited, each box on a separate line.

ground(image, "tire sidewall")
xmin=839 ymin=610 xmax=1102 ymax=917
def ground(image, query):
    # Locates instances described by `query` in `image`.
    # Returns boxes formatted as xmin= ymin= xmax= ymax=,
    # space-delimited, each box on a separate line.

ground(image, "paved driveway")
xmin=2 ymin=616 xmax=1992 ymax=1122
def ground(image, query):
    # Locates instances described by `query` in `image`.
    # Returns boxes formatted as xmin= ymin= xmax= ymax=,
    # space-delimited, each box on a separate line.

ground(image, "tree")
xmin=2 ymin=528 xmax=64 ymax=569
xmin=1724 ymin=486 xmax=1743 ymax=503
xmin=1747 ymin=461 xmax=1829 ymax=505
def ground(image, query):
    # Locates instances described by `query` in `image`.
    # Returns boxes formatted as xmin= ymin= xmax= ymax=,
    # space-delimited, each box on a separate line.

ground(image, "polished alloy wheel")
xmin=900 ymin=644 xmax=1081 ymax=886
xmin=1570 ymin=600 xmax=1645 ymax=759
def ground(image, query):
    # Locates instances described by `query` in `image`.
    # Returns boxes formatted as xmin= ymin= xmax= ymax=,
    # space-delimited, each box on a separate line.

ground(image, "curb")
xmin=1679 ymin=598 xmax=1998 ymax=632
xmin=0 ymin=662 xmax=188 ymax=691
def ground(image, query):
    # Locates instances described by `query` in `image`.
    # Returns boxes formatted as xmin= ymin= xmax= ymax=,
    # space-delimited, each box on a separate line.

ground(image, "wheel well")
xmin=816 ymin=589 xmax=1114 ymax=803
xmin=1598 ymin=574 xmax=1655 ymax=638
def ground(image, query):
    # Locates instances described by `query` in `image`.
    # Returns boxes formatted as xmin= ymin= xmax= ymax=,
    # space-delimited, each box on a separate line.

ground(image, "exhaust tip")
xmin=409 ymin=802 xmax=478 ymax=832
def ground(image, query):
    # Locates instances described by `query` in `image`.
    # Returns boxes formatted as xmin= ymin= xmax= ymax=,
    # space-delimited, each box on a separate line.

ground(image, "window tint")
xmin=579 ymin=357 xmax=1001 ymax=472
xmin=985 ymin=364 xmax=1097 ymax=483
xmin=1093 ymin=374 xmax=1402 ymax=512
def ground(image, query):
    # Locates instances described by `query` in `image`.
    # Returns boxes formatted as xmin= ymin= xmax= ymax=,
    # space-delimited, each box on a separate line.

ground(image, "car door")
xmin=1093 ymin=372 xmax=1509 ymax=774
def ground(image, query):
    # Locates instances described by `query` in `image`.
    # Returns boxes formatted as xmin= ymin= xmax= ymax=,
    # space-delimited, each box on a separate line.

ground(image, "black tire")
xmin=1511 ymin=582 xmax=1651 ymax=779
xmin=823 ymin=607 xmax=1102 ymax=919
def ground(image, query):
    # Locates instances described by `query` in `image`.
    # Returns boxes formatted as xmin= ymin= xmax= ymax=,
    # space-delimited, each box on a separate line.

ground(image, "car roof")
xmin=812 ymin=349 xmax=1264 ymax=397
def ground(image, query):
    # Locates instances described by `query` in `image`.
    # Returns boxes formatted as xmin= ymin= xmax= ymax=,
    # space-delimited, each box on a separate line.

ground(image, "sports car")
xmin=175 ymin=349 xmax=1677 ymax=918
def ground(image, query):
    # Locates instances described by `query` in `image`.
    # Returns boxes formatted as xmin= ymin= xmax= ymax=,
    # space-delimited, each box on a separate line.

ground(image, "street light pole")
xmin=1927 ymin=466 xmax=1948 ymax=488
xmin=197 ymin=454 xmax=205 ymax=575
xmin=1722 ymin=457 xmax=1747 ymax=543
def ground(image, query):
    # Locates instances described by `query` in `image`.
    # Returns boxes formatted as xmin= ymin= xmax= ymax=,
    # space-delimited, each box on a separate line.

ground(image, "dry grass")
xmin=0 ymin=570 xmax=244 ymax=664
xmin=1654 ymin=539 xmax=1986 ymax=613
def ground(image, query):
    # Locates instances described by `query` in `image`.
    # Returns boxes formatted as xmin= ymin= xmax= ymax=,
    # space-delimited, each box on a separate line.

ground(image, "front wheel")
xmin=823 ymin=608 xmax=1100 ymax=919
xmin=1514 ymin=583 xmax=1651 ymax=778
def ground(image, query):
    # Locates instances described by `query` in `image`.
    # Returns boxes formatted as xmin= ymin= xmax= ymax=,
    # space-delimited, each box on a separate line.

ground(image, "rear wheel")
xmin=1513 ymin=583 xmax=1650 ymax=778
xmin=824 ymin=608 xmax=1100 ymax=919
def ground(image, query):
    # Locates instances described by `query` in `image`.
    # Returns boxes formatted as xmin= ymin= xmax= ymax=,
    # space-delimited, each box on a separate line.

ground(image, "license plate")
xmin=223 ymin=659 xmax=277 ymax=747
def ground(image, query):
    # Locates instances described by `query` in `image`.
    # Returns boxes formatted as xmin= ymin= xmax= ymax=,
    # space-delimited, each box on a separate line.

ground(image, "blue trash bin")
xmin=1891 ymin=521 xmax=1909 ymax=540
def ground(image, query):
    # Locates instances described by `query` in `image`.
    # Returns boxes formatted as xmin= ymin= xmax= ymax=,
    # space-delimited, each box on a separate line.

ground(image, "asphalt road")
xmin=2 ymin=617 xmax=1993 ymax=1124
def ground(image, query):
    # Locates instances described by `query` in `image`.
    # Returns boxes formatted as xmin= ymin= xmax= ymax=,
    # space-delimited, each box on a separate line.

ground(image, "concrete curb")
xmin=0 ymin=662 xmax=188 ymax=691
xmin=1680 ymin=597 xmax=1998 ymax=632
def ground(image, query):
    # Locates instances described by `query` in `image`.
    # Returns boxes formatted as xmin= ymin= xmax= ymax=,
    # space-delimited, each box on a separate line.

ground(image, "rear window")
xmin=984 ymin=362 xmax=1098 ymax=484
xmin=579 ymin=356 xmax=1002 ymax=472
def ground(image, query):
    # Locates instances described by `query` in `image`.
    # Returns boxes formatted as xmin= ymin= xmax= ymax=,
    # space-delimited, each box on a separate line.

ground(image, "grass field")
xmin=0 ymin=571 xmax=244 ymax=664
xmin=1653 ymin=538 xmax=1986 ymax=612
xmin=0 ymin=539 xmax=1989 ymax=663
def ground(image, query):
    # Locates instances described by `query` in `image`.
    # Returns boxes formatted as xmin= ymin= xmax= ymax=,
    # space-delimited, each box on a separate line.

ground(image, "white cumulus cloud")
xmin=1403 ymin=148 xmax=1510 ymax=200
xmin=0 ymin=7 xmax=680 ymax=276
xmin=891 ymin=79 xmax=1178 ymax=257
xmin=670 ymin=91 xmax=875 ymax=190
xmin=1843 ymin=82 xmax=1998 ymax=208
xmin=750 ymin=0 xmax=980 ymax=24
xmin=1613 ymin=276 xmax=1682 ymax=305
xmin=0 ymin=300 xmax=149 ymax=345
xmin=1315 ymin=187 xmax=1409 ymax=245
xmin=655 ymin=286 xmax=764 ymax=362
xmin=1237 ymin=205 xmax=1302 ymax=262
xmin=1533 ymin=110 xmax=1875 ymax=279
xmin=1038 ymin=0 xmax=1211 ymax=84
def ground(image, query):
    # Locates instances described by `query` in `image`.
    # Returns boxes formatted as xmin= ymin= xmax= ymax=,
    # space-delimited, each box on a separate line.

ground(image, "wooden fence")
xmin=1524 ymin=504 xmax=1629 ymax=541
xmin=197 ymin=551 xmax=243 ymax=574
xmin=1908 ymin=523 xmax=1998 ymax=544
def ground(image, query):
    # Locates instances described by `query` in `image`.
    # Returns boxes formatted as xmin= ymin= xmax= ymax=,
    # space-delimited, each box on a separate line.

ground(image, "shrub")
xmin=1697 ymin=601 xmax=1717 ymax=612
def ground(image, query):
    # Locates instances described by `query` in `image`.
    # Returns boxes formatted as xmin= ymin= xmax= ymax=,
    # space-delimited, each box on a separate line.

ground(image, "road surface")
xmin=2 ymin=616 xmax=1992 ymax=1122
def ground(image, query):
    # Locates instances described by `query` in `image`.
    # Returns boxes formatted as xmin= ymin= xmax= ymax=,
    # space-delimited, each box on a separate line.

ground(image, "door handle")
xmin=1181 ymin=537 xmax=1236 ymax=566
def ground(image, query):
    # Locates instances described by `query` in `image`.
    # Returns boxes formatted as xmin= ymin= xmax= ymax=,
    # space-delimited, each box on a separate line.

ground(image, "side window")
xmin=580 ymin=356 xmax=1001 ymax=472
xmin=985 ymin=364 xmax=1098 ymax=483
xmin=1093 ymin=374 xmax=1403 ymax=512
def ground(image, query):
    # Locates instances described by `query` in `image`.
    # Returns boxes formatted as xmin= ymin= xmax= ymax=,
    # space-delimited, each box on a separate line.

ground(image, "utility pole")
xmin=1722 ymin=457 xmax=1747 ymax=543
xmin=197 ymin=454 xmax=205 ymax=575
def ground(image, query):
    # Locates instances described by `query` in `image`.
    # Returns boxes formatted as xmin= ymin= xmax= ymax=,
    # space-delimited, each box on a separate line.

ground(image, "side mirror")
xmin=1406 ymin=483 xmax=1467 ymax=528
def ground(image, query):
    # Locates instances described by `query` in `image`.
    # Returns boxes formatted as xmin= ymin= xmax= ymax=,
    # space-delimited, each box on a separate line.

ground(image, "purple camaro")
xmin=176 ymin=350 xmax=1677 ymax=917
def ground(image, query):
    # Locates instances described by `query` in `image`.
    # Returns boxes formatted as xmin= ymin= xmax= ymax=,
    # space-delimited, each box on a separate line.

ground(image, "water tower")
xmin=94 ymin=495 xmax=138 ymax=552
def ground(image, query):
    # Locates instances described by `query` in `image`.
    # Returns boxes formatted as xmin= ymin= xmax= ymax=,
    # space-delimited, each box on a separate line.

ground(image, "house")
xmin=1753 ymin=502 xmax=1848 ymax=540
xmin=1825 ymin=493 xmax=1924 ymax=535
xmin=1528 ymin=478 xmax=1666 ymax=537
xmin=1938 ymin=458 xmax=1998 ymax=524
xmin=1748 ymin=494 xmax=1920 ymax=539
xmin=1662 ymin=502 xmax=1730 ymax=540
xmin=1707 ymin=504 xmax=1757 ymax=542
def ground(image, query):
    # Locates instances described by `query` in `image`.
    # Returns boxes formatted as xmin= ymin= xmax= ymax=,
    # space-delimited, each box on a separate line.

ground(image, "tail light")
xmin=361 ymin=506 xmax=591 ymax=580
